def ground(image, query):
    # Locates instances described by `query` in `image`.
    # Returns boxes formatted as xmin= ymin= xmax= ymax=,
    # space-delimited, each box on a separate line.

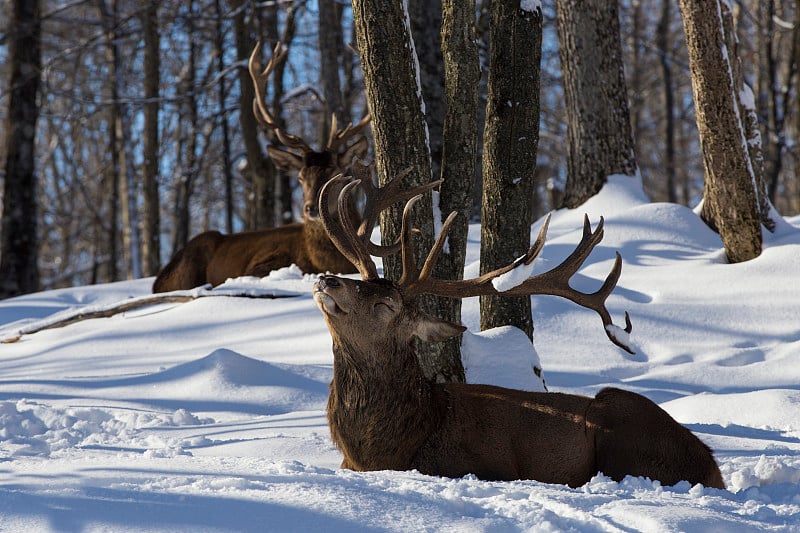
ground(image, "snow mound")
xmin=461 ymin=326 xmax=546 ymax=392
xmin=139 ymin=349 xmax=330 ymax=415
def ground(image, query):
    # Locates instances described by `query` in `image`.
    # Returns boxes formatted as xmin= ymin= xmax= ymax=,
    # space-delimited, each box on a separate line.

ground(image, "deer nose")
xmin=319 ymin=275 xmax=340 ymax=288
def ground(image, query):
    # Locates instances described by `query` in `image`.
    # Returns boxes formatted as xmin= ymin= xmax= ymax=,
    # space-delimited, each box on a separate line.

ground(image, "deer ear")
xmin=411 ymin=312 xmax=467 ymax=343
xmin=268 ymin=146 xmax=304 ymax=171
xmin=338 ymin=137 xmax=369 ymax=168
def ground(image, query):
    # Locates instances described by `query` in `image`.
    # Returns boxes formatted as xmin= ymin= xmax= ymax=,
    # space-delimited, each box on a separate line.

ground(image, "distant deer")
xmin=311 ymin=164 xmax=725 ymax=489
xmin=153 ymin=42 xmax=370 ymax=293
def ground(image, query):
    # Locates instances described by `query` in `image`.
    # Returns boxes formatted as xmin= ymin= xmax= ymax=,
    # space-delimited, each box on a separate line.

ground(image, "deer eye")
xmin=373 ymin=299 xmax=396 ymax=316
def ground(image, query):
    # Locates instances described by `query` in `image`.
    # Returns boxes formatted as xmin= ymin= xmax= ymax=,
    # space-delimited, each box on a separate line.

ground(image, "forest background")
xmin=0 ymin=0 xmax=798 ymax=294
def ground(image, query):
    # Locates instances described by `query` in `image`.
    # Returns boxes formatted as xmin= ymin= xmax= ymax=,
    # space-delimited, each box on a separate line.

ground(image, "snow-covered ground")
xmin=1 ymin=177 xmax=799 ymax=532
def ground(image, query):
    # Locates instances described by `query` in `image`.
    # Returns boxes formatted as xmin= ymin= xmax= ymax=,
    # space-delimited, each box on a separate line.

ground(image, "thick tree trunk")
xmin=436 ymin=0 xmax=480 ymax=377
xmin=720 ymin=1 xmax=775 ymax=232
xmin=0 ymin=0 xmax=41 ymax=298
xmin=479 ymin=1 xmax=542 ymax=341
xmin=352 ymin=0 xmax=463 ymax=382
xmin=678 ymin=0 xmax=762 ymax=263
xmin=556 ymin=0 xmax=638 ymax=208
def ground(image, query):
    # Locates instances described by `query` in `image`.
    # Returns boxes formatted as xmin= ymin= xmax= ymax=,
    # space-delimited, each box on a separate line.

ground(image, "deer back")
xmin=415 ymin=384 xmax=597 ymax=486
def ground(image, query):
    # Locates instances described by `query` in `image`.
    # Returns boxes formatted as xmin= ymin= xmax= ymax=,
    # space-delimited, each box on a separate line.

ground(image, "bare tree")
xmin=678 ymin=0 xmax=763 ymax=263
xmin=556 ymin=0 xmax=639 ymax=208
xmin=141 ymin=0 xmax=161 ymax=275
xmin=0 ymin=0 xmax=41 ymax=298
xmin=409 ymin=0 xmax=445 ymax=184
xmin=657 ymin=0 xmax=678 ymax=204
xmin=232 ymin=0 xmax=276 ymax=229
xmin=479 ymin=0 xmax=542 ymax=340
xmin=721 ymin=1 xmax=776 ymax=231
xmin=352 ymin=0 xmax=463 ymax=382
xmin=318 ymin=0 xmax=348 ymax=126
xmin=436 ymin=0 xmax=480 ymax=366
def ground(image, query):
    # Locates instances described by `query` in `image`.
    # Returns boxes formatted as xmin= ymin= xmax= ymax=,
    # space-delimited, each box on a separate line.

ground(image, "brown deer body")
xmin=313 ymin=167 xmax=725 ymax=489
xmin=153 ymin=42 xmax=369 ymax=293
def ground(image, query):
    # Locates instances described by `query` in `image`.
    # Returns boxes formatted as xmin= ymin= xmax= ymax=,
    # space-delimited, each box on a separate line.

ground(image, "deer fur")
xmin=314 ymin=274 xmax=725 ymax=489
xmin=152 ymin=142 xmax=365 ymax=293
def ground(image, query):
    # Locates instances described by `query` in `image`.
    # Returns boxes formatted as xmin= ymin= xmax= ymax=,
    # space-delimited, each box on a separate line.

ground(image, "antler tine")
xmin=318 ymin=174 xmax=379 ymax=280
xmin=397 ymin=195 xmax=423 ymax=288
xmin=338 ymin=179 xmax=380 ymax=279
xmin=327 ymin=113 xmax=372 ymax=153
xmin=248 ymin=41 xmax=312 ymax=153
xmin=350 ymin=162 xmax=442 ymax=257
xmin=413 ymin=210 xmax=459 ymax=289
xmin=400 ymin=212 xmax=634 ymax=353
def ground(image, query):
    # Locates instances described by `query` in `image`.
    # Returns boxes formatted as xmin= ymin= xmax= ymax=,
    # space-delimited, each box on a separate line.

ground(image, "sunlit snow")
xmin=1 ymin=179 xmax=799 ymax=531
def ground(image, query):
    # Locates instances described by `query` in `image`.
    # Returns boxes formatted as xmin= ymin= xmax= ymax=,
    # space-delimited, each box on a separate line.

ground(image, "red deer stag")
xmin=152 ymin=42 xmax=370 ymax=293
xmin=312 ymin=165 xmax=725 ymax=489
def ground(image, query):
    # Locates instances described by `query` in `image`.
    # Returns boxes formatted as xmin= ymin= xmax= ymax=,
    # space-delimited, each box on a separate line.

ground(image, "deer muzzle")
xmin=313 ymin=275 xmax=349 ymax=316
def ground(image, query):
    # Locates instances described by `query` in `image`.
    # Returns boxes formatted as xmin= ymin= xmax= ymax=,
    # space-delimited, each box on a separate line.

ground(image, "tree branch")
xmin=1 ymin=287 xmax=299 ymax=343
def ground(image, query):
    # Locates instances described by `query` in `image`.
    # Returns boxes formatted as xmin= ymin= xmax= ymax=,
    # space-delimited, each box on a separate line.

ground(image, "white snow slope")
xmin=1 ymin=176 xmax=799 ymax=532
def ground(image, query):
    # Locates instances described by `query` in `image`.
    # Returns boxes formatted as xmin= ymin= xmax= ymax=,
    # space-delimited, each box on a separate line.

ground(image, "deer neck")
xmin=327 ymin=337 xmax=438 ymax=471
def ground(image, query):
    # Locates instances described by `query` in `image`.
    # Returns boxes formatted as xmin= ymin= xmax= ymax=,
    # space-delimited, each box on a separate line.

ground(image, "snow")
xmin=1 ymin=180 xmax=800 ymax=531
xmin=520 ymin=0 xmax=542 ymax=14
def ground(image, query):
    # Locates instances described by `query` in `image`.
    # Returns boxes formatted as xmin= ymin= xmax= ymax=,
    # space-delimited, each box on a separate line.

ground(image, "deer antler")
xmin=318 ymin=161 xmax=441 ymax=280
xmin=326 ymin=113 xmax=372 ymax=154
xmin=248 ymin=41 xmax=312 ymax=153
xmin=396 ymin=199 xmax=633 ymax=352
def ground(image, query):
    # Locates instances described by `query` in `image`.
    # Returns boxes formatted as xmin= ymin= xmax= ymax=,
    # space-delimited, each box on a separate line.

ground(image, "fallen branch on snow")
xmin=1 ymin=286 xmax=300 ymax=343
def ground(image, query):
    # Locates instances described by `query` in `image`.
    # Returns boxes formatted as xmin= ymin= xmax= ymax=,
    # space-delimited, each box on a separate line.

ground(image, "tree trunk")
xmin=556 ymin=0 xmax=638 ymax=208
xmin=0 ymin=0 xmax=41 ymax=298
xmin=318 ymin=0 xmax=348 ymax=126
xmin=352 ymin=0 xmax=463 ymax=382
xmin=437 ymin=0 xmax=480 ymax=372
xmin=409 ymin=0 xmax=445 ymax=186
xmin=99 ymin=0 xmax=121 ymax=283
xmin=141 ymin=0 xmax=161 ymax=275
xmin=232 ymin=0 xmax=275 ymax=229
xmin=677 ymin=0 xmax=762 ymax=263
xmin=479 ymin=0 xmax=542 ymax=341
xmin=657 ymin=0 xmax=678 ymax=204
xmin=720 ymin=1 xmax=775 ymax=232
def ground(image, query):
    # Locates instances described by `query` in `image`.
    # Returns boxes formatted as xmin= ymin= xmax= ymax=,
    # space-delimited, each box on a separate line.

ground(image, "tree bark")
xmin=479 ymin=0 xmax=542 ymax=341
xmin=657 ymin=0 xmax=678 ymax=204
xmin=318 ymin=0 xmax=348 ymax=126
xmin=141 ymin=0 xmax=161 ymax=275
xmin=0 ymin=0 xmax=41 ymax=298
xmin=232 ymin=0 xmax=276 ymax=229
xmin=720 ymin=1 xmax=775 ymax=232
xmin=409 ymin=0 xmax=445 ymax=186
xmin=678 ymin=0 xmax=762 ymax=263
xmin=556 ymin=0 xmax=638 ymax=208
xmin=436 ymin=0 xmax=480 ymax=375
xmin=352 ymin=0 xmax=463 ymax=382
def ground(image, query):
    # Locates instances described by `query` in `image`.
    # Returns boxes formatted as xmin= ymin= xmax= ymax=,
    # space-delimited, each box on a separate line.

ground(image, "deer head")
xmin=314 ymin=163 xmax=633 ymax=355
xmin=248 ymin=41 xmax=371 ymax=220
